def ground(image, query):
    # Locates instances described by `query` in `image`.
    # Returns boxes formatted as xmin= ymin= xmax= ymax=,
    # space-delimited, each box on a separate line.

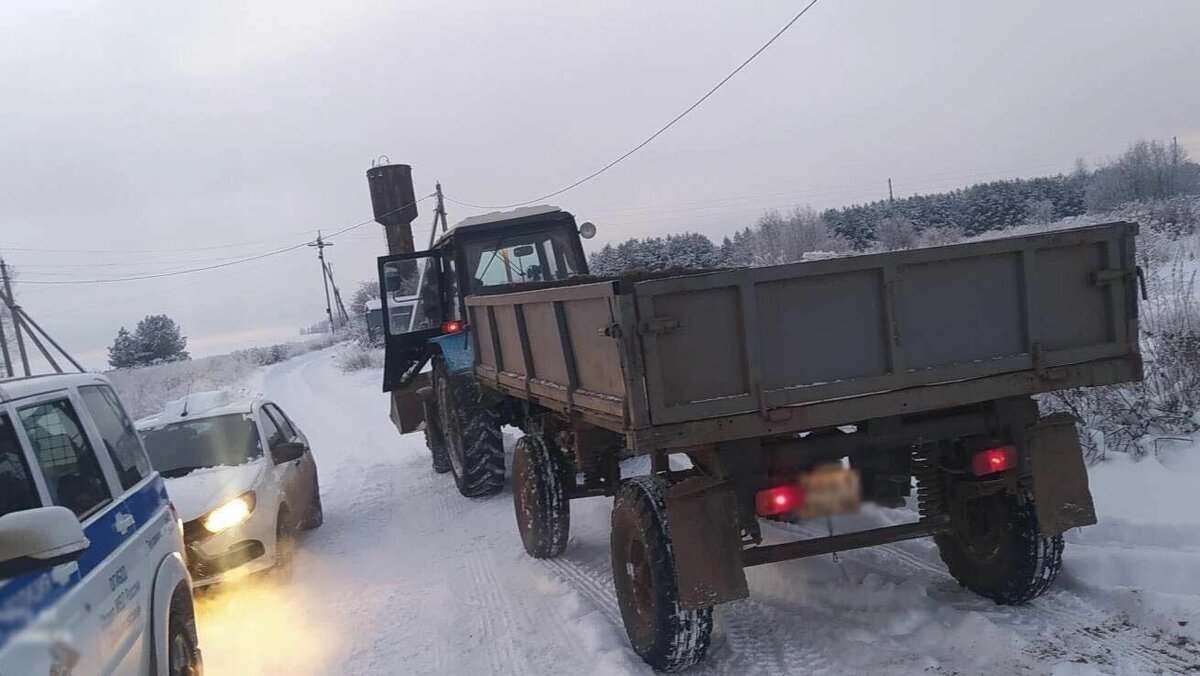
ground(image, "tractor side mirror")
xmin=579 ymin=222 xmax=597 ymax=239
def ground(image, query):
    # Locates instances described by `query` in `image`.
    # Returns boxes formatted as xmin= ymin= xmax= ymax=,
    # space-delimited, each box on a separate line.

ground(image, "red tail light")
xmin=442 ymin=320 xmax=464 ymax=334
xmin=755 ymin=485 xmax=803 ymax=517
xmin=972 ymin=445 xmax=1017 ymax=476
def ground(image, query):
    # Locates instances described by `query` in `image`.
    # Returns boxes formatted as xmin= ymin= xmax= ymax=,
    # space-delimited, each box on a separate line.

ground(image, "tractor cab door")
xmin=378 ymin=251 xmax=445 ymax=392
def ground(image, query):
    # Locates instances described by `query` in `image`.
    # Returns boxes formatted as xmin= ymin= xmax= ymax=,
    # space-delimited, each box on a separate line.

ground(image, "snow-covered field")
xmin=186 ymin=347 xmax=1200 ymax=675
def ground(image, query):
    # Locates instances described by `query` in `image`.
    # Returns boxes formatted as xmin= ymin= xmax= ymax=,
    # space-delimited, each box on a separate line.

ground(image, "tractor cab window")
xmin=464 ymin=228 xmax=580 ymax=292
xmin=380 ymin=254 xmax=442 ymax=335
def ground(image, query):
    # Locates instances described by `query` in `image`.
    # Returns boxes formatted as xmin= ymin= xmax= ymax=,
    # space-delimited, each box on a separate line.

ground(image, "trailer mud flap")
xmin=665 ymin=477 xmax=749 ymax=610
xmin=1028 ymin=413 xmax=1097 ymax=536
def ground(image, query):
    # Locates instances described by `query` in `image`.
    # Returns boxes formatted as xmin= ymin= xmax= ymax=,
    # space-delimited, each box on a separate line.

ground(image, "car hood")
xmin=163 ymin=461 xmax=264 ymax=521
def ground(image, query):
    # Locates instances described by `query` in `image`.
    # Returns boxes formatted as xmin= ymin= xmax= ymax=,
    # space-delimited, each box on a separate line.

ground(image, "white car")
xmin=136 ymin=393 xmax=322 ymax=587
xmin=0 ymin=373 xmax=202 ymax=676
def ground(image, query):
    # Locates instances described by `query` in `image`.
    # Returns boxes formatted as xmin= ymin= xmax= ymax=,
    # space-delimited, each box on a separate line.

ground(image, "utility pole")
xmin=0 ymin=260 xmax=30 ymax=377
xmin=435 ymin=182 xmax=449 ymax=233
xmin=888 ymin=178 xmax=895 ymax=204
xmin=1172 ymin=135 xmax=1180 ymax=195
xmin=0 ymin=282 xmax=11 ymax=377
xmin=308 ymin=232 xmax=336 ymax=335
xmin=325 ymin=261 xmax=351 ymax=325
xmin=427 ymin=182 xmax=451 ymax=249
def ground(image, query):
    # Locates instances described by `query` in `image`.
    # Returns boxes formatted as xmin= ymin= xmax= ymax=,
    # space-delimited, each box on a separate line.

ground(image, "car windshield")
xmin=462 ymin=228 xmax=581 ymax=291
xmin=140 ymin=413 xmax=262 ymax=478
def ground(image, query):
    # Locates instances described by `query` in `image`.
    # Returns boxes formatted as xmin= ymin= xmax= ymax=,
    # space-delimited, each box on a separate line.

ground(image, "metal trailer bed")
xmin=466 ymin=221 xmax=1142 ymax=453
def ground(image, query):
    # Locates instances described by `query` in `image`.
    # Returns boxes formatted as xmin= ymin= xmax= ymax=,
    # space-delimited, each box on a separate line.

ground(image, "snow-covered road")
xmin=194 ymin=347 xmax=1200 ymax=675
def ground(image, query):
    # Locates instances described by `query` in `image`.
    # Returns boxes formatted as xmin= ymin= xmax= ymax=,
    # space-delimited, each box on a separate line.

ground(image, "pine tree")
xmin=107 ymin=315 xmax=190 ymax=368
xmin=107 ymin=327 xmax=139 ymax=369
xmin=132 ymin=315 xmax=189 ymax=366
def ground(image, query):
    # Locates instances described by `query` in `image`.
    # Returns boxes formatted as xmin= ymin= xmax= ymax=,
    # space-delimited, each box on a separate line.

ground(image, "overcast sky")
xmin=2 ymin=0 xmax=1198 ymax=370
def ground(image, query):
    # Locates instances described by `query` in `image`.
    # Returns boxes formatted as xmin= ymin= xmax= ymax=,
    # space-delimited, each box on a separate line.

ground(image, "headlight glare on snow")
xmin=203 ymin=492 xmax=256 ymax=533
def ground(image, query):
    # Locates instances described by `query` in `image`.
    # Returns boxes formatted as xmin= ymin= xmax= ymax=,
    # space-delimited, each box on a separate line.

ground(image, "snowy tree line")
xmin=589 ymin=139 xmax=1200 ymax=275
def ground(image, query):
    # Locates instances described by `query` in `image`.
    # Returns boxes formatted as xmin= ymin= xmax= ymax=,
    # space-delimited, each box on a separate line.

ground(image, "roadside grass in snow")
xmin=107 ymin=334 xmax=341 ymax=418
xmin=335 ymin=343 xmax=385 ymax=372
xmin=1039 ymin=202 xmax=1200 ymax=460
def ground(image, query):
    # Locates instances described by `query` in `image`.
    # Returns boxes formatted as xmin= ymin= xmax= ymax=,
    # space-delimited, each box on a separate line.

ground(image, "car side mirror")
xmin=271 ymin=440 xmax=306 ymax=464
xmin=0 ymin=506 xmax=90 ymax=580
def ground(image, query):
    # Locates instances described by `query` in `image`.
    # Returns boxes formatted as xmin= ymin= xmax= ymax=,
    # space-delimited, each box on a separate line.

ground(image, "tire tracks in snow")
xmin=772 ymin=520 xmax=1200 ymax=674
xmin=538 ymin=535 xmax=834 ymax=676
xmin=424 ymin=466 xmax=590 ymax=675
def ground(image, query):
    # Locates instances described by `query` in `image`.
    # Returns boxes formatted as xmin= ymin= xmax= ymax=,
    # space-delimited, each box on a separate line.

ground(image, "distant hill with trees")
xmin=589 ymin=139 xmax=1200 ymax=275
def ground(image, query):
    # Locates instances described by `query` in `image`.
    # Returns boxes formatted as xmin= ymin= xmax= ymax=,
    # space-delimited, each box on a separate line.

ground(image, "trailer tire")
xmin=434 ymin=358 xmax=505 ymax=498
xmin=512 ymin=433 xmax=570 ymax=558
xmin=424 ymin=400 xmax=452 ymax=474
xmin=611 ymin=475 xmax=712 ymax=672
xmin=935 ymin=490 xmax=1063 ymax=605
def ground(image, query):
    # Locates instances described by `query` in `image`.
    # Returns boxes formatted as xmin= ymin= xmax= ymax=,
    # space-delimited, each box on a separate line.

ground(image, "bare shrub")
xmin=336 ymin=344 xmax=384 ymax=372
xmin=1041 ymin=258 xmax=1200 ymax=461
xmin=1026 ymin=199 xmax=1056 ymax=225
xmin=874 ymin=216 xmax=918 ymax=251
xmin=916 ymin=226 xmax=964 ymax=248
xmin=1146 ymin=197 xmax=1198 ymax=239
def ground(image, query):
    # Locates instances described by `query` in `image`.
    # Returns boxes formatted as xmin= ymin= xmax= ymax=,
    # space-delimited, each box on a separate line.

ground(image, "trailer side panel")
xmin=633 ymin=223 xmax=1138 ymax=426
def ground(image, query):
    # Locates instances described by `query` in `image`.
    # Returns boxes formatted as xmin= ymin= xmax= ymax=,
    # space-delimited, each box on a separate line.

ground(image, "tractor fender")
xmin=430 ymin=332 xmax=474 ymax=375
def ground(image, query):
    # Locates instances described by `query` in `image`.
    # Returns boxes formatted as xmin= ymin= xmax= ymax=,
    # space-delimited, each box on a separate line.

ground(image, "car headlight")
xmin=202 ymin=492 xmax=256 ymax=534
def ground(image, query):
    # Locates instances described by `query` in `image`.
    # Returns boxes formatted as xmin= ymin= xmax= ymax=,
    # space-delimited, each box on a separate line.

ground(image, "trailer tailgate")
xmin=633 ymin=222 xmax=1140 ymax=426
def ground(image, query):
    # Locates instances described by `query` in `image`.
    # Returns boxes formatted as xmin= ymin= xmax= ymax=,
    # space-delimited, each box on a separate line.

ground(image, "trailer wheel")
xmin=611 ymin=476 xmax=712 ymax=672
xmin=512 ymin=433 xmax=570 ymax=558
xmin=935 ymin=490 xmax=1063 ymax=605
xmin=433 ymin=358 xmax=504 ymax=498
xmin=423 ymin=400 xmax=452 ymax=474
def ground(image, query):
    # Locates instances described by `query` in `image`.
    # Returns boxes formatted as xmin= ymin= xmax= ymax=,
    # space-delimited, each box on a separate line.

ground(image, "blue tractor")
xmin=377 ymin=205 xmax=594 ymax=496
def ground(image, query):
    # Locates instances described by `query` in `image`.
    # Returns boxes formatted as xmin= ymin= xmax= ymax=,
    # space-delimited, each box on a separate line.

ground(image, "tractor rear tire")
xmin=611 ymin=476 xmax=712 ymax=672
xmin=434 ymin=358 xmax=504 ymax=498
xmin=512 ymin=433 xmax=570 ymax=558
xmin=935 ymin=490 xmax=1063 ymax=605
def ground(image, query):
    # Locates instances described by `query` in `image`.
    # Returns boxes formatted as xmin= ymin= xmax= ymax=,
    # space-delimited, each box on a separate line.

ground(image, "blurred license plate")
xmin=797 ymin=465 xmax=861 ymax=518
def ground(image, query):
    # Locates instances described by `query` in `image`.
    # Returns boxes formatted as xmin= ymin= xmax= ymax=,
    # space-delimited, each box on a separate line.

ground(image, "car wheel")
xmin=168 ymin=585 xmax=203 ymax=676
xmin=273 ymin=509 xmax=296 ymax=581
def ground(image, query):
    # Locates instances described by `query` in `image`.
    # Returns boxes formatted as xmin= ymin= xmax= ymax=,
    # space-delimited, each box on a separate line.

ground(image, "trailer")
xmin=378 ymin=213 xmax=1142 ymax=671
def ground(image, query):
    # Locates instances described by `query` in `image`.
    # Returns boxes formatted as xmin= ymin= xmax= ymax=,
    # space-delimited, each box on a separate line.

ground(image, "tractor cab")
xmin=377 ymin=206 xmax=593 ymax=394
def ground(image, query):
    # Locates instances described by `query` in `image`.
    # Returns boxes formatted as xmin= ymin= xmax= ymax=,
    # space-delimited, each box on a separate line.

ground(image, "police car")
xmin=0 ymin=373 xmax=202 ymax=676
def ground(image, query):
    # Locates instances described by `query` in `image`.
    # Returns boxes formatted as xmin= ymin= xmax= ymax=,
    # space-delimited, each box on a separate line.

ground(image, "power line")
xmin=2 ymin=230 xmax=318 ymax=255
xmin=15 ymin=240 xmax=314 ymax=285
xmin=443 ymin=0 xmax=822 ymax=211
xmin=14 ymin=193 xmax=434 ymax=286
